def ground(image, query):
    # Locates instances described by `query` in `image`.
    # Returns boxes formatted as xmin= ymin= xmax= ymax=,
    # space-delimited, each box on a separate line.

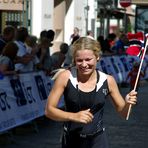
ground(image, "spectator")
xmin=112 ymin=33 xmax=129 ymax=54
xmin=14 ymin=27 xmax=34 ymax=72
xmin=0 ymin=26 xmax=15 ymax=54
xmin=64 ymin=35 xmax=80 ymax=67
xmin=97 ymin=35 xmax=105 ymax=53
xmin=0 ymin=42 xmax=18 ymax=75
xmin=102 ymin=33 xmax=117 ymax=55
xmin=40 ymin=30 xmax=48 ymax=40
xmin=25 ymin=35 xmax=40 ymax=71
xmin=70 ymin=27 xmax=80 ymax=45
xmin=86 ymin=30 xmax=94 ymax=39
xmin=39 ymin=29 xmax=55 ymax=48
xmin=37 ymin=30 xmax=55 ymax=75
xmin=47 ymin=29 xmax=55 ymax=47
xmin=51 ymin=42 xmax=69 ymax=70
xmin=108 ymin=33 xmax=117 ymax=51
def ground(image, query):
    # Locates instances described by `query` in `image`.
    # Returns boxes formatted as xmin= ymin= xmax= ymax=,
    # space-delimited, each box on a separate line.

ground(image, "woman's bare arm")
xmin=107 ymin=75 xmax=137 ymax=118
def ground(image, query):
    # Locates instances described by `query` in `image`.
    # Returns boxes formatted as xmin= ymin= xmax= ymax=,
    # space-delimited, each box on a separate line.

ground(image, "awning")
xmin=98 ymin=8 xmax=135 ymax=19
xmin=111 ymin=8 xmax=135 ymax=19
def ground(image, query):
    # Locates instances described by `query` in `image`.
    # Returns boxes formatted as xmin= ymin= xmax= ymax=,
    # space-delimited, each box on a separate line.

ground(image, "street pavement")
xmin=0 ymin=81 xmax=148 ymax=148
xmin=104 ymin=81 xmax=148 ymax=148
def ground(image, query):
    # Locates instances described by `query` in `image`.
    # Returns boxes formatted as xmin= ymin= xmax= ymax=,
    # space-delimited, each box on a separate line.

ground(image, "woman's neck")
xmin=77 ymin=70 xmax=96 ymax=83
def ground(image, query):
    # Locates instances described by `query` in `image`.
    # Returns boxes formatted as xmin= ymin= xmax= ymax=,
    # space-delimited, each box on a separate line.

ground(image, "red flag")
xmin=126 ymin=32 xmax=144 ymax=58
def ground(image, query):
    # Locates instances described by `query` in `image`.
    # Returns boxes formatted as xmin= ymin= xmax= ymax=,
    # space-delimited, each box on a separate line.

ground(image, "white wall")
xmin=64 ymin=1 xmax=74 ymax=44
xmin=32 ymin=0 xmax=54 ymax=38
xmin=64 ymin=0 xmax=86 ymax=44
xmin=88 ymin=0 xmax=95 ymax=30
xmin=31 ymin=0 xmax=96 ymax=42
xmin=74 ymin=0 xmax=86 ymax=36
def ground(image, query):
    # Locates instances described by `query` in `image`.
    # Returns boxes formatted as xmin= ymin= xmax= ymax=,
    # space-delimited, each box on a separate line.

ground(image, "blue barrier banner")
xmin=0 ymin=71 xmax=53 ymax=133
xmin=97 ymin=55 xmax=148 ymax=83
xmin=0 ymin=55 xmax=148 ymax=133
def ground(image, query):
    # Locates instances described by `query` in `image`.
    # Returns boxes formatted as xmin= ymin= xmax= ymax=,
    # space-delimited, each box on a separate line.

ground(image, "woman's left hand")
xmin=125 ymin=90 xmax=137 ymax=105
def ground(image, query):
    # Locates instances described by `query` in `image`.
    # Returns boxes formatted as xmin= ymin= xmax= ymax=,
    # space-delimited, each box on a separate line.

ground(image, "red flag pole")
xmin=126 ymin=38 xmax=148 ymax=120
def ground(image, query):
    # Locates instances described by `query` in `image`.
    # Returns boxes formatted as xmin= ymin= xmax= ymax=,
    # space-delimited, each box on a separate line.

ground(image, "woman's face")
xmin=75 ymin=49 xmax=98 ymax=75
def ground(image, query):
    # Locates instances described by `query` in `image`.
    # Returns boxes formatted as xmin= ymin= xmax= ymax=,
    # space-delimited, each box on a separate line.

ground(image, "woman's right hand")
xmin=71 ymin=109 xmax=94 ymax=124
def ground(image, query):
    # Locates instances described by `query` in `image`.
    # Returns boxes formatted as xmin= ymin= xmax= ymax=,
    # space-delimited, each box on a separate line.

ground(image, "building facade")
xmin=0 ymin=0 xmax=148 ymax=51
xmin=0 ymin=0 xmax=25 ymax=33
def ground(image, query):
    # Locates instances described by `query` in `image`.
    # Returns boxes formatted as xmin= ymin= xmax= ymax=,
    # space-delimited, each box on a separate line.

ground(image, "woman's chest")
xmin=64 ymin=81 xmax=108 ymax=111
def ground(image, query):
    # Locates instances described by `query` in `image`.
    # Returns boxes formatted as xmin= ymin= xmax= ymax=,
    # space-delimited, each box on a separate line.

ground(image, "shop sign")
xmin=0 ymin=0 xmax=23 ymax=11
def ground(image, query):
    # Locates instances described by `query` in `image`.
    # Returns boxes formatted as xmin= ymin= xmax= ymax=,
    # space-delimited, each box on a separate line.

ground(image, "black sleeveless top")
xmin=64 ymin=67 xmax=109 ymax=135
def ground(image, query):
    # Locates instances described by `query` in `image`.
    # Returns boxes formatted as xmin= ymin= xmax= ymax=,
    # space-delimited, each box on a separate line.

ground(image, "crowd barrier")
xmin=0 ymin=54 xmax=148 ymax=133
xmin=97 ymin=54 xmax=148 ymax=83
xmin=0 ymin=71 xmax=53 ymax=133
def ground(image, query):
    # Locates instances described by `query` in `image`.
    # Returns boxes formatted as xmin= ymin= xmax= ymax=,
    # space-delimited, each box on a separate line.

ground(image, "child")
xmin=126 ymin=61 xmax=147 ymax=91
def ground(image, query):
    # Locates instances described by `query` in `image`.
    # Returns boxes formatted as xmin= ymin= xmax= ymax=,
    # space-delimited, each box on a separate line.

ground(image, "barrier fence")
xmin=0 ymin=54 xmax=148 ymax=133
xmin=97 ymin=54 xmax=148 ymax=83
xmin=0 ymin=71 xmax=53 ymax=133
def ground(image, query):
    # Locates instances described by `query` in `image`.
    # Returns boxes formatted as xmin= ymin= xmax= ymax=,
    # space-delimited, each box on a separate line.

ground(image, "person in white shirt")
xmin=14 ymin=27 xmax=33 ymax=72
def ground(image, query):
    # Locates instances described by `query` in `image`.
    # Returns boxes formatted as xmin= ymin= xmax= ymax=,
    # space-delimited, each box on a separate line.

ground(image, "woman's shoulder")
xmin=106 ymin=74 xmax=117 ymax=90
xmin=52 ymin=68 xmax=71 ymax=81
xmin=97 ymin=70 xmax=116 ymax=83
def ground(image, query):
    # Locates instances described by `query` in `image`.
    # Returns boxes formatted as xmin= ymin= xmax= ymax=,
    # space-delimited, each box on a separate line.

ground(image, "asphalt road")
xmin=0 ymin=81 xmax=148 ymax=148
xmin=104 ymin=81 xmax=148 ymax=148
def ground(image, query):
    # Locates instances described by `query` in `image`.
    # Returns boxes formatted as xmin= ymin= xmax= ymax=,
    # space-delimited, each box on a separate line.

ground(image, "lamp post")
xmin=22 ymin=0 xmax=29 ymax=28
xmin=123 ymin=8 xmax=127 ymax=33
xmin=97 ymin=0 xmax=112 ymax=37
xmin=85 ymin=0 xmax=89 ymax=34
xmin=119 ymin=0 xmax=132 ymax=33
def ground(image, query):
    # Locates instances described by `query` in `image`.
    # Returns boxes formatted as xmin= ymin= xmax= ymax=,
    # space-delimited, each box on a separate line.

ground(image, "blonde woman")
xmin=45 ymin=37 xmax=137 ymax=148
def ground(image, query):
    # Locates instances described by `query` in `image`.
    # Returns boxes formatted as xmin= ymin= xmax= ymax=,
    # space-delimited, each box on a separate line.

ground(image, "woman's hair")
xmin=72 ymin=37 xmax=102 ymax=62
xmin=2 ymin=42 xmax=18 ymax=60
